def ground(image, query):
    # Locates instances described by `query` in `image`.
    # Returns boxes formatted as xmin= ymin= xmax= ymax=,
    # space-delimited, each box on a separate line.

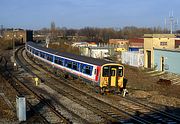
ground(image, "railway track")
xmin=1 ymin=48 xmax=72 ymax=123
xmin=15 ymin=47 xmax=89 ymax=124
xmin=0 ymin=56 xmax=49 ymax=123
xmin=18 ymin=46 xmax=180 ymax=124
xmin=130 ymin=96 xmax=180 ymax=121
xmin=19 ymin=47 xmax=146 ymax=123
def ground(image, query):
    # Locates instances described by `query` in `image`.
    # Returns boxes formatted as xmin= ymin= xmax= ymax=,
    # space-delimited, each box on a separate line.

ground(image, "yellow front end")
xmin=100 ymin=64 xmax=124 ymax=91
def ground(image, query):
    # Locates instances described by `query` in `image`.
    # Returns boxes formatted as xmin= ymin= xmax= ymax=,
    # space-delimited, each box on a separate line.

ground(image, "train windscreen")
xmin=102 ymin=65 xmax=123 ymax=77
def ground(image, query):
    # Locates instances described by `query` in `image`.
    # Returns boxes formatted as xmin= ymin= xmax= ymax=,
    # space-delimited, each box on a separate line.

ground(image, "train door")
xmin=110 ymin=68 xmax=117 ymax=87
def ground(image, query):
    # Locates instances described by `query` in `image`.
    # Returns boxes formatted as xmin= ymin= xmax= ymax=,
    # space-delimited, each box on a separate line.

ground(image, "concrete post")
xmin=16 ymin=95 xmax=26 ymax=121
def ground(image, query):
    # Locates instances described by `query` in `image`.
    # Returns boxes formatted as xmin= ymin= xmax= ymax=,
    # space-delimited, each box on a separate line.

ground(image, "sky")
xmin=0 ymin=0 xmax=180 ymax=30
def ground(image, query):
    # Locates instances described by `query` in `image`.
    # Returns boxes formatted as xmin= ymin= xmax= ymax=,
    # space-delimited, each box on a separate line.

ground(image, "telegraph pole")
xmin=169 ymin=11 xmax=174 ymax=34
xmin=13 ymin=29 xmax=16 ymax=68
xmin=167 ymin=11 xmax=178 ymax=34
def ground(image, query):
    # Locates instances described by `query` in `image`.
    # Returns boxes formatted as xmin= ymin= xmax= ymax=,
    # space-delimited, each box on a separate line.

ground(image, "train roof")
xmin=27 ymin=42 xmax=113 ymax=66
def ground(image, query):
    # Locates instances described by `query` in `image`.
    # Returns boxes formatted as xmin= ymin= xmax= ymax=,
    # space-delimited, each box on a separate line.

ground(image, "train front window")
xmin=117 ymin=66 xmax=123 ymax=76
xmin=103 ymin=66 xmax=109 ymax=77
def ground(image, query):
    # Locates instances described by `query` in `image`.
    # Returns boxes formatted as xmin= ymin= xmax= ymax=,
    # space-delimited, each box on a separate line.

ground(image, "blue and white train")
xmin=26 ymin=41 xmax=126 ymax=93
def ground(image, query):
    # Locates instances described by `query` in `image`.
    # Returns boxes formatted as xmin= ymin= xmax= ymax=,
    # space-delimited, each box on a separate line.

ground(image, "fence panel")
xmin=122 ymin=52 xmax=144 ymax=67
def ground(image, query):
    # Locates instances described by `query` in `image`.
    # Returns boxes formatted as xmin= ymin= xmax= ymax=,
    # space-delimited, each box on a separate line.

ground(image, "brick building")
xmin=3 ymin=29 xmax=33 ymax=44
xmin=129 ymin=38 xmax=144 ymax=48
xmin=109 ymin=39 xmax=129 ymax=45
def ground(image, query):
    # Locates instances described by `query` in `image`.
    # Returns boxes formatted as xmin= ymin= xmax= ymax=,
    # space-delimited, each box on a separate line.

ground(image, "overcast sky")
xmin=0 ymin=0 xmax=179 ymax=29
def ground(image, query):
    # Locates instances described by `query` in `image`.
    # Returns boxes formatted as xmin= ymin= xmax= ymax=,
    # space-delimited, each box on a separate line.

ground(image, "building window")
xmin=160 ymin=42 xmax=167 ymax=46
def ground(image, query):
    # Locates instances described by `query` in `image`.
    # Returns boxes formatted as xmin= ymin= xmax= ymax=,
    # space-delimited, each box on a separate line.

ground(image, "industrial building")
xmin=144 ymin=34 xmax=180 ymax=74
xmin=109 ymin=39 xmax=129 ymax=45
xmin=144 ymin=34 xmax=175 ymax=68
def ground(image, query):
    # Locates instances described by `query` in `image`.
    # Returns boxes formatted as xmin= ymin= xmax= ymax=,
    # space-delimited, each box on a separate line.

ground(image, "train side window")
xmin=40 ymin=52 xmax=45 ymax=58
xmin=59 ymin=59 xmax=63 ymax=65
xmin=72 ymin=62 xmax=78 ymax=70
xmin=47 ymin=54 xmax=53 ymax=62
xmin=54 ymin=57 xmax=59 ymax=63
xmin=50 ymin=56 xmax=53 ymax=62
xmin=80 ymin=64 xmax=83 ymax=72
xmin=55 ymin=57 xmax=63 ymax=65
xmin=47 ymin=55 xmax=49 ymax=60
xmin=85 ymin=66 xmax=90 ymax=75
xmin=103 ymin=66 xmax=109 ymax=77
xmin=84 ymin=65 xmax=92 ymax=75
xmin=81 ymin=64 xmax=86 ymax=74
xmin=35 ymin=50 xmax=39 ymax=56
xmin=66 ymin=60 xmax=72 ymax=68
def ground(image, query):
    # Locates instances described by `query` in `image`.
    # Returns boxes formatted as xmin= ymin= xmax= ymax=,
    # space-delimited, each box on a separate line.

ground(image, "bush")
xmin=49 ymin=43 xmax=80 ymax=55
xmin=0 ymin=38 xmax=13 ymax=50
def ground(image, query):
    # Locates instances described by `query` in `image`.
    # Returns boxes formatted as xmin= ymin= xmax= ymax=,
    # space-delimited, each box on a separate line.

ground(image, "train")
xmin=25 ymin=41 xmax=128 ymax=95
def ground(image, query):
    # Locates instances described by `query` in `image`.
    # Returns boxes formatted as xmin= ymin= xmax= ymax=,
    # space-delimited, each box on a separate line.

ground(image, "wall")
xmin=154 ymin=49 xmax=180 ymax=74
xmin=122 ymin=51 xmax=144 ymax=67
xmin=80 ymin=47 xmax=109 ymax=58
xmin=152 ymin=37 xmax=175 ymax=49
xmin=91 ymin=49 xmax=109 ymax=58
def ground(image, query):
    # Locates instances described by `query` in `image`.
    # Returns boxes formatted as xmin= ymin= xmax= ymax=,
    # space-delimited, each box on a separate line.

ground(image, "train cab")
xmin=100 ymin=64 xmax=124 ymax=93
